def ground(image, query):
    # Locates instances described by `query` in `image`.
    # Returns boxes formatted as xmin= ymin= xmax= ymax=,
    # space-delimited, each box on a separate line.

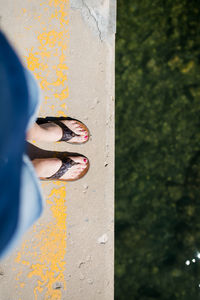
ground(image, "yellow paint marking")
xmin=14 ymin=1 xmax=69 ymax=299
xmin=15 ymin=252 xmax=21 ymax=263
xmin=37 ymin=30 xmax=64 ymax=48
xmin=34 ymin=15 xmax=42 ymax=21
xmin=54 ymin=87 xmax=69 ymax=100
xmin=15 ymin=271 xmax=22 ymax=281
xmin=56 ymin=110 xmax=66 ymax=116
xmin=26 ymin=50 xmax=48 ymax=72
xmin=15 ymin=186 xmax=67 ymax=299
xmin=21 ymin=260 xmax=30 ymax=266
xmin=53 ymin=181 xmax=64 ymax=186
xmin=61 ymin=103 xmax=66 ymax=109
xmin=28 ymin=187 xmax=67 ymax=299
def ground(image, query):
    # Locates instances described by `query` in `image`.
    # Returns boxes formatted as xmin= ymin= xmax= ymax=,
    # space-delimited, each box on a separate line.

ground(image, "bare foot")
xmin=32 ymin=156 xmax=88 ymax=180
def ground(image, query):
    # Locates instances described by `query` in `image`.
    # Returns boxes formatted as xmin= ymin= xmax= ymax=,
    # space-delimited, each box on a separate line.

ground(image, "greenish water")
xmin=115 ymin=1 xmax=200 ymax=299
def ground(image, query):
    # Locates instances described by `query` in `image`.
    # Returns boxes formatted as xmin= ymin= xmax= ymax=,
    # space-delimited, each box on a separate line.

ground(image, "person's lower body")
xmin=0 ymin=60 xmax=90 ymax=258
xmin=0 ymin=68 xmax=44 ymax=258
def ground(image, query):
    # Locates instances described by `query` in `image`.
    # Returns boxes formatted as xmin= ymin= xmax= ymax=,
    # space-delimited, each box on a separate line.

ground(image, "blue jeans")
xmin=0 ymin=69 xmax=44 ymax=258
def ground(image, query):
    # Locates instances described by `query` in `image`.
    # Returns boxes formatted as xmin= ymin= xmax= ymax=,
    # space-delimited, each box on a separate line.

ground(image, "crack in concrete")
xmin=71 ymin=0 xmax=116 ymax=42
xmin=82 ymin=0 xmax=103 ymax=41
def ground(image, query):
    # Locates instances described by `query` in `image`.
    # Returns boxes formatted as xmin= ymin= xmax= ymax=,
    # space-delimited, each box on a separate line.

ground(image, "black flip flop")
xmin=39 ymin=155 xmax=90 ymax=181
xmin=36 ymin=116 xmax=90 ymax=144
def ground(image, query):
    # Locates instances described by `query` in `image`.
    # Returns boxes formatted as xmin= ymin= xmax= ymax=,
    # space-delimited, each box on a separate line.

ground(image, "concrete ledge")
xmin=0 ymin=1 xmax=115 ymax=299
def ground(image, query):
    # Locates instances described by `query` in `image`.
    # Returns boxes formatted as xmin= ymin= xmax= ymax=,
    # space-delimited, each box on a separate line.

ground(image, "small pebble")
xmin=87 ymin=278 xmax=93 ymax=285
xmin=79 ymin=273 xmax=85 ymax=280
xmin=98 ymin=234 xmax=108 ymax=244
xmin=52 ymin=282 xmax=62 ymax=289
xmin=86 ymin=255 xmax=91 ymax=262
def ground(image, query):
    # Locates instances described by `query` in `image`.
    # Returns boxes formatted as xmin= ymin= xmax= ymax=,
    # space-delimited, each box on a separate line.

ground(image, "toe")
xmin=69 ymin=156 xmax=88 ymax=165
xmin=61 ymin=119 xmax=89 ymax=144
xmin=76 ymin=128 xmax=85 ymax=135
xmin=74 ymin=124 xmax=80 ymax=129
xmin=59 ymin=155 xmax=89 ymax=180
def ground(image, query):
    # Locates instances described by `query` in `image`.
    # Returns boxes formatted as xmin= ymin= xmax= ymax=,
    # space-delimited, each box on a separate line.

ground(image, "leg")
xmin=26 ymin=122 xmax=62 ymax=142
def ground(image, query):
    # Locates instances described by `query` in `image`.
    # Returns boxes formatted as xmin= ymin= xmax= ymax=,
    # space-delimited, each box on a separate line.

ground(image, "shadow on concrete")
xmin=26 ymin=142 xmax=83 ymax=160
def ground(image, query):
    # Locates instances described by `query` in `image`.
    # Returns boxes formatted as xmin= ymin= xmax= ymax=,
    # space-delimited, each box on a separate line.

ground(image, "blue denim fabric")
xmin=24 ymin=68 xmax=42 ymax=130
xmin=0 ymin=155 xmax=44 ymax=259
xmin=0 ymin=31 xmax=44 ymax=259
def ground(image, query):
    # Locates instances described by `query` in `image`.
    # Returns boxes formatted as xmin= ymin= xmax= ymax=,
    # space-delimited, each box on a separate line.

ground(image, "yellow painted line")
xmin=27 ymin=186 xmax=67 ymax=299
xmin=14 ymin=0 xmax=69 ymax=299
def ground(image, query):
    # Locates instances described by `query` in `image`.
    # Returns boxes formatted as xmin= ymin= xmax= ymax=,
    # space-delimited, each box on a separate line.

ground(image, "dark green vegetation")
xmin=115 ymin=1 xmax=200 ymax=299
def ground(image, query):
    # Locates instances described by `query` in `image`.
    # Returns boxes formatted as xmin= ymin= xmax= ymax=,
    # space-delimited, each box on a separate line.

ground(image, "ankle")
xmin=32 ymin=158 xmax=61 ymax=178
xmin=39 ymin=123 xmax=62 ymax=141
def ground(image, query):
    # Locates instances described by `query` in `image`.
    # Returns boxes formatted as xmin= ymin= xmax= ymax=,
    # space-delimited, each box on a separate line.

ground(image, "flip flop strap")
xmin=46 ymin=157 xmax=78 ymax=180
xmin=52 ymin=120 xmax=77 ymax=141
xmin=36 ymin=117 xmax=77 ymax=142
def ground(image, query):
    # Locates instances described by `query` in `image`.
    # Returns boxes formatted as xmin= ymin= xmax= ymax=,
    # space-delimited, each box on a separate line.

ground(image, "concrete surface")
xmin=0 ymin=0 xmax=115 ymax=300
